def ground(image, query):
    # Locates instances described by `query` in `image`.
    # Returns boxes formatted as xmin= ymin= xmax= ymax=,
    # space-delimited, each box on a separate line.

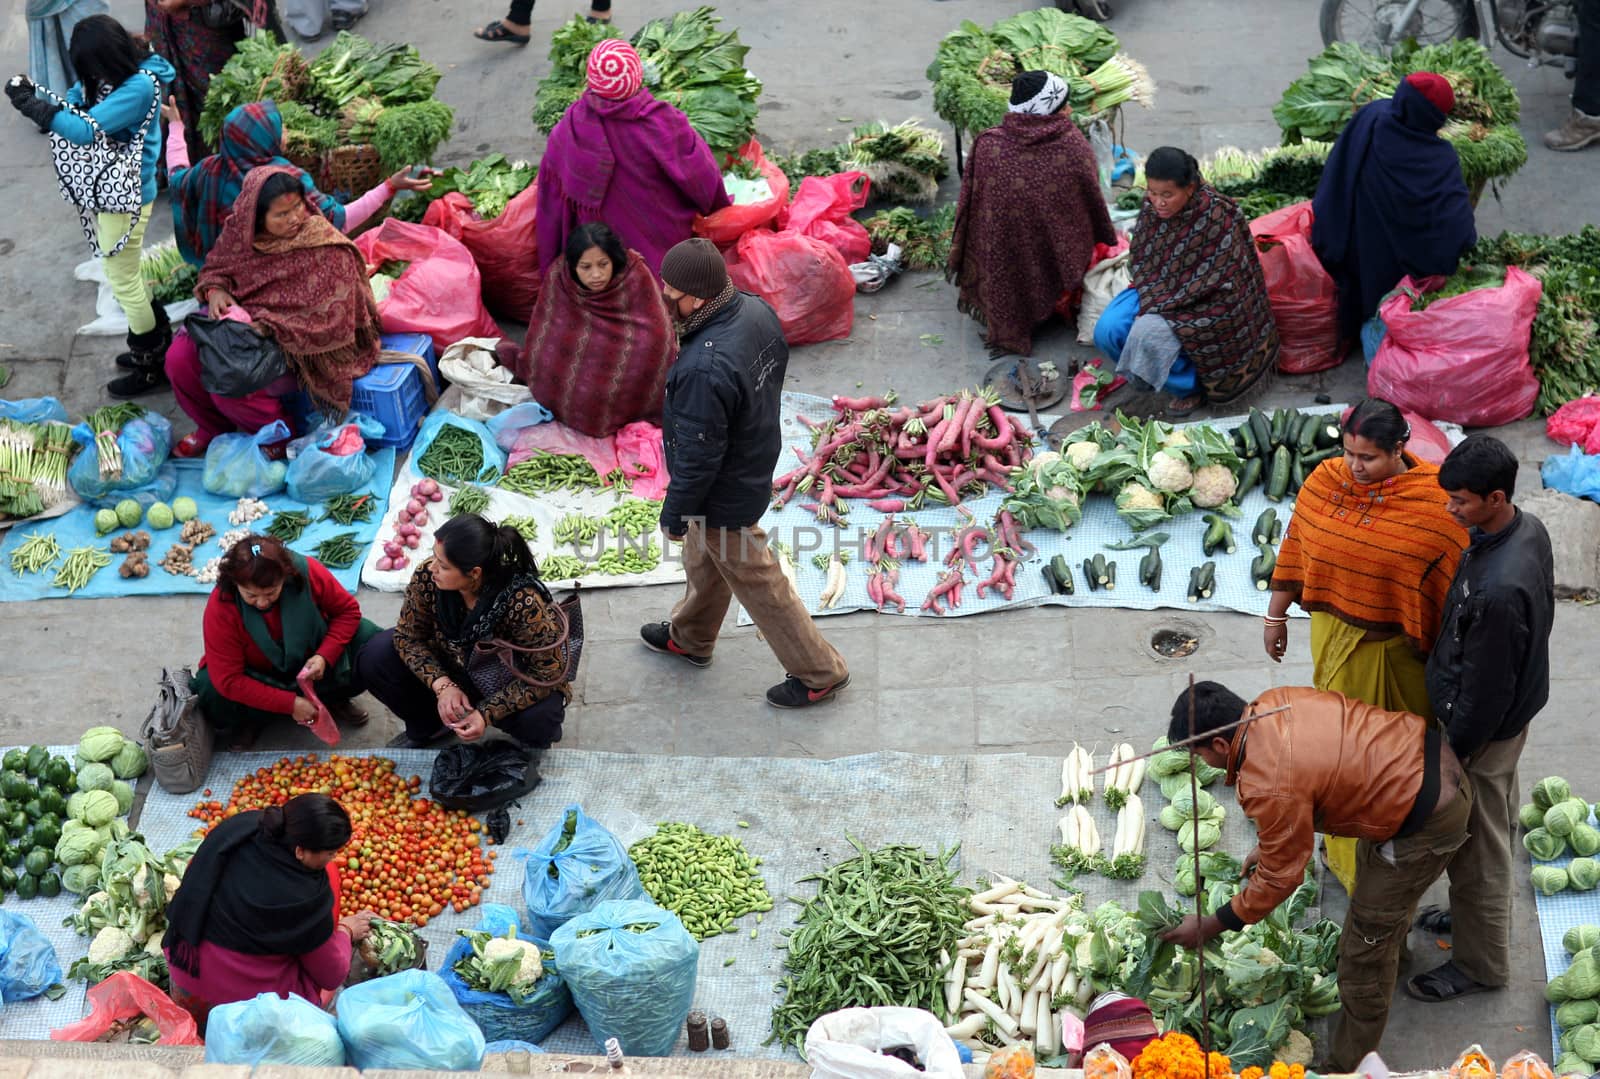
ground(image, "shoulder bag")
xmin=466 ymin=586 xmax=585 ymax=696
xmin=141 ymin=667 xmax=214 ymax=795
xmin=39 ymin=72 xmax=162 ymax=258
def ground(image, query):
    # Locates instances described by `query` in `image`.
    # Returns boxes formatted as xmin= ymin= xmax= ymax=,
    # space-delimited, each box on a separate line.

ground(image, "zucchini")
xmin=1314 ymin=417 xmax=1342 ymax=449
xmin=1271 ymin=513 xmax=1283 ymax=543
xmin=1251 ymin=542 xmax=1277 ymax=590
xmin=1291 ymin=451 xmax=1308 ymax=493
xmin=1266 ymin=445 xmax=1292 ymax=502
xmin=1247 ymin=409 xmax=1273 ymax=458
xmin=1139 ymin=548 xmax=1162 ymax=591
xmin=1082 ymin=557 xmax=1099 ymax=593
xmin=1237 ymin=457 xmax=1263 ymax=494
xmin=1269 ymin=408 xmax=1291 ymax=448
xmin=1201 ymin=514 xmax=1236 ymax=556
xmin=1048 ymin=555 xmax=1074 ymax=595
xmin=1297 ymin=413 xmax=1322 ymax=456
xmin=1251 ymin=508 xmax=1278 ymax=546
xmin=1235 ymin=420 xmax=1259 ymax=459
xmin=1186 ymin=565 xmax=1204 ymax=603
xmin=1196 ymin=560 xmax=1216 ymax=599
xmin=1302 ymin=444 xmax=1342 ymax=467
xmin=1092 ymin=553 xmax=1108 ymax=585
xmin=1104 ymin=560 xmax=1117 ymax=590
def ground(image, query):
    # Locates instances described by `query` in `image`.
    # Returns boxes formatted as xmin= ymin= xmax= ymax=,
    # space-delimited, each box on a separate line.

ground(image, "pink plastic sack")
xmin=695 ymin=140 xmax=792 ymax=246
xmin=1546 ymin=397 xmax=1600 ymax=455
xmin=508 ymin=421 xmax=621 ymax=477
xmin=1250 ymin=202 xmax=1342 ymax=375
xmin=614 ymin=421 xmax=670 ymax=500
xmin=727 ymin=229 xmax=855 ymax=345
xmin=52 ymin=972 xmax=202 ymax=1045
xmin=354 ymin=219 xmax=501 ymax=352
xmin=297 ymin=669 xmax=341 ymax=746
xmin=1367 ymin=267 xmax=1542 ymax=427
xmin=423 ymin=184 xmax=540 ymax=323
xmin=785 ymin=172 xmax=871 ymax=264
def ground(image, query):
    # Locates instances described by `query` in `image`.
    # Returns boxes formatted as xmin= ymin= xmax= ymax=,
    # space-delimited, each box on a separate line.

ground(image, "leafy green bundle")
xmin=775 ymin=121 xmax=949 ymax=203
xmin=393 ymin=153 xmax=538 ymax=223
xmin=862 ymin=204 xmax=956 ymax=271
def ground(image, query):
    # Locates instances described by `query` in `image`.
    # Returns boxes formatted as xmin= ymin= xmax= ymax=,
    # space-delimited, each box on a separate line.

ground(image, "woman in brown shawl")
xmin=196 ymin=165 xmax=381 ymax=413
xmin=947 ymin=70 xmax=1116 ymax=357
xmin=1094 ymin=147 xmax=1278 ymax=414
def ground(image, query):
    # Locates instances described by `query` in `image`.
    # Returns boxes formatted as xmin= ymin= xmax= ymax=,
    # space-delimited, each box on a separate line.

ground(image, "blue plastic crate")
xmin=380 ymin=332 xmax=442 ymax=390
xmin=285 ymin=362 xmax=428 ymax=449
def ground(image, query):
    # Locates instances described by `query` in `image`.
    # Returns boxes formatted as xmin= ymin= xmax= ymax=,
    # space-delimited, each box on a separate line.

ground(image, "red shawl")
xmin=516 ymin=249 xmax=678 ymax=438
xmin=947 ymin=112 xmax=1116 ymax=356
xmin=196 ymin=166 xmax=381 ymax=411
xmin=1130 ymin=184 xmax=1280 ymax=403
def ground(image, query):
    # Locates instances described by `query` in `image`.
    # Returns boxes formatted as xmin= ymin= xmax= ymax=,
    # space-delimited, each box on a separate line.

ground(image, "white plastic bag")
xmin=805 ymin=1008 xmax=963 ymax=1079
xmin=73 ymin=259 xmax=199 ymax=337
xmin=437 ymin=337 xmax=532 ymax=421
xmin=1077 ymin=249 xmax=1131 ymax=344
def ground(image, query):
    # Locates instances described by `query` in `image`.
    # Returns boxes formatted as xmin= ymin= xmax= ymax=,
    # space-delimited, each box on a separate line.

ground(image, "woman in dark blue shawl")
xmin=1311 ymin=72 xmax=1478 ymax=337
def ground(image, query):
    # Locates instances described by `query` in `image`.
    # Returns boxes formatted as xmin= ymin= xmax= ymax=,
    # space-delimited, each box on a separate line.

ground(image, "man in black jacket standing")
xmin=641 ymin=239 xmax=850 ymax=708
xmin=1408 ymin=435 xmax=1554 ymax=1003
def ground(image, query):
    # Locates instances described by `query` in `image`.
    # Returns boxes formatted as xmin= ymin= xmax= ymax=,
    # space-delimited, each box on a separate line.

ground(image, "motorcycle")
xmin=1319 ymin=0 xmax=1580 ymax=69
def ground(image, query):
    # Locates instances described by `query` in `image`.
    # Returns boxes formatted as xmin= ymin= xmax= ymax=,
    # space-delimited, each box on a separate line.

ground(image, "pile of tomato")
xmin=188 ymin=754 xmax=497 ymax=923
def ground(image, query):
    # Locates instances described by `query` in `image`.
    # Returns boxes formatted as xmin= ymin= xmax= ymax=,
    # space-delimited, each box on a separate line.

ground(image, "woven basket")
xmin=322 ymin=143 xmax=386 ymax=201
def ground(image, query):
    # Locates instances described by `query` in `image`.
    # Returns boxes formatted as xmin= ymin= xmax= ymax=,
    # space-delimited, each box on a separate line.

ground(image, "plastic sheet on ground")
xmin=1530 ymin=804 xmax=1600 ymax=1061
xmin=130 ymin=747 xmax=1263 ymax=1059
xmin=740 ymin=394 xmax=1334 ymax=624
xmin=0 ymin=454 xmax=393 ymax=602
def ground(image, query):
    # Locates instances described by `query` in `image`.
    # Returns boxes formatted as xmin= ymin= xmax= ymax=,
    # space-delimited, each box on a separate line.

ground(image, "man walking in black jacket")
xmin=641 ymin=239 xmax=850 ymax=708
xmin=1408 ymin=435 xmax=1554 ymax=1003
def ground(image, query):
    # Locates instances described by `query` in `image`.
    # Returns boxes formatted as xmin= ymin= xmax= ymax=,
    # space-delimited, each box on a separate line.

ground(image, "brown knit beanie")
xmin=660 ymin=238 xmax=730 ymax=299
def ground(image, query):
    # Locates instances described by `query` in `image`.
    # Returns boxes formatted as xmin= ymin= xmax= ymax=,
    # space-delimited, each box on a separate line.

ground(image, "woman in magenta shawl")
xmin=536 ymin=40 xmax=730 ymax=275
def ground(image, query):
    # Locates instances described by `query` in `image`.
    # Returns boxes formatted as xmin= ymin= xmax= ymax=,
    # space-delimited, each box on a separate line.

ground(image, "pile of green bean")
xmin=629 ymin=822 xmax=773 ymax=941
xmin=498 ymin=452 xmax=603 ymax=495
xmin=449 ymin=484 xmax=492 ymax=518
xmin=322 ymin=493 xmax=375 ymax=525
xmin=53 ymin=545 xmax=112 ymax=593
xmin=10 ymin=532 xmax=60 ymax=576
xmin=767 ymin=838 xmax=971 ymax=1053
xmin=265 ymin=509 xmax=312 ymax=542
xmin=314 ymin=532 xmax=360 ymax=569
xmin=417 ymin=425 xmax=489 ymax=485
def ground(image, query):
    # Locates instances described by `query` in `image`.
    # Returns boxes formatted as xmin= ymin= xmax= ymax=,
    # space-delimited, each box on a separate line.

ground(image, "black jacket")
xmin=660 ymin=292 xmax=788 ymax=536
xmin=1425 ymin=509 xmax=1555 ymax=760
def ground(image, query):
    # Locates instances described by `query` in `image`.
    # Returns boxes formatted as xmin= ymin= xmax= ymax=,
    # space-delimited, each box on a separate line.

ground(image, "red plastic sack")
xmin=1547 ymin=397 xmax=1600 ymax=455
xmin=422 ymin=185 xmax=541 ymax=322
xmin=354 ymin=219 xmax=501 ymax=352
xmin=52 ymin=972 xmax=202 ymax=1045
xmin=297 ymin=668 xmax=341 ymax=746
xmin=727 ymin=230 xmax=855 ymax=345
xmin=786 ymin=172 xmax=871 ymax=264
xmin=695 ymin=140 xmax=791 ymax=246
xmin=1368 ymin=267 xmax=1542 ymax=427
xmin=1250 ymin=202 xmax=1342 ymax=375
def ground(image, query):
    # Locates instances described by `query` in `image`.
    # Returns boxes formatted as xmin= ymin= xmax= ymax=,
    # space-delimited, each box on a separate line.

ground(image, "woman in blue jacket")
xmin=7 ymin=15 xmax=175 ymax=399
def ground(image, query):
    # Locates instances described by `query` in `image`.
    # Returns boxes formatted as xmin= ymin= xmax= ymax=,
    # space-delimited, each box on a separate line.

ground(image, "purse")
xmin=39 ymin=73 xmax=162 ymax=258
xmin=186 ymin=314 xmax=289 ymax=396
xmin=141 ymin=667 xmax=214 ymax=795
xmin=466 ymin=588 xmax=585 ymax=696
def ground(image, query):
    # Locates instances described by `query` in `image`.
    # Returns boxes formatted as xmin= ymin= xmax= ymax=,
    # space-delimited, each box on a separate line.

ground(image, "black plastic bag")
xmin=430 ymin=742 xmax=542 ymax=814
xmin=187 ymin=314 xmax=288 ymax=396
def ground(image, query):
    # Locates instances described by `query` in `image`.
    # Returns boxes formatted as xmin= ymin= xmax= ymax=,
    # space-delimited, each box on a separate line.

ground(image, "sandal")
xmin=1415 ymin=904 xmax=1453 ymax=934
xmin=1405 ymin=960 xmax=1493 ymax=1003
xmin=475 ymin=19 xmax=531 ymax=44
xmin=1166 ymin=393 xmax=1205 ymax=418
xmin=584 ymin=13 xmax=612 ymax=23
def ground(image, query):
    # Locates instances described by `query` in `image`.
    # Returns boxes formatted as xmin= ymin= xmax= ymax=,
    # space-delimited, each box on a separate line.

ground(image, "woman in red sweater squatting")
xmin=165 ymin=793 xmax=376 ymax=1029
xmin=191 ymin=535 xmax=380 ymax=750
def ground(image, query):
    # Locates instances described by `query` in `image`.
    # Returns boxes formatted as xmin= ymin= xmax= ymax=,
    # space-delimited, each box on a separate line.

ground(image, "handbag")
xmin=40 ymin=73 xmax=162 ymax=258
xmin=187 ymin=314 xmax=289 ymax=396
xmin=141 ymin=667 xmax=214 ymax=795
xmin=466 ymin=587 xmax=584 ymax=696
xmin=195 ymin=0 xmax=247 ymax=29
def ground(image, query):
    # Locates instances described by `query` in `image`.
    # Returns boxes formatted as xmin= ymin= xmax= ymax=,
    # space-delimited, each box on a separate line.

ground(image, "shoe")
xmin=474 ymin=18 xmax=532 ymax=43
xmin=1544 ymin=108 xmax=1600 ymax=152
xmin=106 ymin=365 xmax=169 ymax=398
xmin=765 ymin=673 xmax=850 ymax=709
xmin=331 ymin=5 xmax=366 ymax=30
xmin=115 ymin=300 xmax=171 ymax=369
xmin=385 ymin=728 xmax=453 ymax=749
xmin=331 ymin=698 xmax=370 ymax=727
xmin=172 ymin=432 xmax=210 ymax=459
xmin=228 ymin=726 xmax=260 ymax=752
xmin=640 ymin=621 xmax=711 ymax=667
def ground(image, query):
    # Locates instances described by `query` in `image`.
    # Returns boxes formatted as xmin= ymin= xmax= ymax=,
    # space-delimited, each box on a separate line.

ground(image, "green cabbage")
xmin=1159 ymin=804 xmax=1186 ymax=831
xmin=1573 ymin=955 xmax=1600 ymax=995
xmin=1567 ymin=926 xmax=1600 ymax=956
xmin=1561 ymin=1000 xmax=1600 ymax=1030
xmin=1550 ymin=799 xmax=1593 ymax=838
xmin=77 ymin=726 xmax=126 ymax=764
xmin=1573 ymin=859 xmax=1600 ymax=892
xmin=1169 ymin=788 xmax=1217 ymax=819
xmin=1575 ymin=825 xmax=1600 ymax=858
xmin=77 ymin=789 xmax=119 ymax=828
xmin=1551 ymin=973 xmax=1574 ymax=1002
xmin=1575 ymin=1024 xmax=1600 ymax=1065
xmin=1535 ymin=865 xmax=1572 ymax=895
xmin=1555 ymin=1054 xmax=1592 ymax=1077
xmin=1538 ymin=777 xmax=1576 ymax=812
xmin=61 ymin=863 xmax=101 ymax=896
xmin=1179 ymin=820 xmax=1222 ymax=853
xmin=110 ymin=781 xmax=133 ymax=816
xmin=55 ymin=822 xmax=105 ymax=867
xmin=1525 ymin=802 xmax=1552 ymax=830
xmin=75 ymin=762 xmax=115 ymax=793
xmin=110 ymin=741 xmax=147 ymax=780
xmin=1527 ymin=827 xmax=1569 ymax=861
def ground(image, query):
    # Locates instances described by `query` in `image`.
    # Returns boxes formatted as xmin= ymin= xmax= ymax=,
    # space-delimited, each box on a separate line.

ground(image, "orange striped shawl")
xmin=1272 ymin=455 xmax=1467 ymax=653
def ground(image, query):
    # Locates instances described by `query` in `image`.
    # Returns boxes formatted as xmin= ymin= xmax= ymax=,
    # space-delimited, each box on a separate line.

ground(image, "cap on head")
xmin=660 ymin=238 xmax=730 ymax=299
xmin=587 ymin=39 xmax=643 ymax=100
xmin=1404 ymin=71 xmax=1455 ymax=116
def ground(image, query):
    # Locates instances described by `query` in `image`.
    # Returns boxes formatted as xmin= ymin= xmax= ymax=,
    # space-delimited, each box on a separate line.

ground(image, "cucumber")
xmin=1201 ymin=515 xmax=1236 ymax=556
xmin=1139 ymin=548 xmax=1162 ymax=591
xmin=1271 ymin=514 xmax=1283 ymax=543
xmin=1092 ymin=553 xmax=1108 ymax=585
xmin=1247 ymin=409 xmax=1273 ymax=457
xmin=1266 ymin=445 xmax=1293 ymax=502
xmin=1104 ymin=560 xmax=1117 ymax=590
xmin=1083 ymin=557 xmax=1100 ymax=592
xmin=1196 ymin=560 xmax=1217 ymax=599
xmin=1251 ymin=508 xmax=1278 ymax=546
xmin=1302 ymin=444 xmax=1342 ymax=467
xmin=1291 ymin=451 xmax=1308 ymax=493
xmin=1297 ymin=413 xmax=1322 ymax=456
xmin=1314 ymin=417 xmax=1342 ymax=449
xmin=1235 ymin=420 xmax=1259 ymax=459
xmin=1048 ymin=555 xmax=1074 ymax=595
xmin=1186 ymin=565 xmax=1204 ymax=603
xmin=1269 ymin=408 xmax=1291 ymax=448
xmin=1237 ymin=457 xmax=1263 ymax=494
xmin=1251 ymin=542 xmax=1277 ymax=591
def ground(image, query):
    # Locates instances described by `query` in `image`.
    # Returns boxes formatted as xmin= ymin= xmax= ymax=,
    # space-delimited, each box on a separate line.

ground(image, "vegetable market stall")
xmin=0 ymin=454 xmax=393 ymax=602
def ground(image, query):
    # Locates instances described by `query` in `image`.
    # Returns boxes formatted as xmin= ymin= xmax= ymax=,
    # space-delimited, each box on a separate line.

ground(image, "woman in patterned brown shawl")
xmin=947 ymin=70 xmax=1117 ymax=357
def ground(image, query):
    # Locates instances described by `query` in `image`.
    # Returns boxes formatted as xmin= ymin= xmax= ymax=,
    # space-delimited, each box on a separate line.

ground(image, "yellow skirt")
xmin=1310 ymin=611 xmax=1433 ymax=893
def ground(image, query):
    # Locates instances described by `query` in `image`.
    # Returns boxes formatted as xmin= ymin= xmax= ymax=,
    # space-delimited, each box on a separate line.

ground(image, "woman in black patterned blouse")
xmin=357 ymin=514 xmax=570 ymax=749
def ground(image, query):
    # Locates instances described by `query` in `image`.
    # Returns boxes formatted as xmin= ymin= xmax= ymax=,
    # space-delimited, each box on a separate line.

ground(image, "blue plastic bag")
xmin=285 ymin=414 xmax=384 ymax=503
xmin=0 ymin=397 xmax=69 ymax=425
xmin=203 ymin=419 xmax=291 ymax=498
xmin=440 ymin=903 xmax=574 ymax=1046
xmin=485 ymin=402 xmax=554 ymax=453
xmin=485 ymin=1040 xmax=547 ymax=1054
xmin=0 ymin=910 xmax=61 ymax=1002
xmin=552 ymin=899 xmax=699 ymax=1056
xmin=204 ymin=993 xmax=345 ymax=1066
xmin=1542 ymin=445 xmax=1600 ymax=503
xmin=413 ymin=411 xmax=506 ymax=481
xmin=68 ymin=412 xmax=173 ymax=500
xmin=1361 ymin=314 xmax=1387 ymax=366
xmin=335 ymin=970 xmax=486 ymax=1071
xmin=523 ymin=805 xmax=644 ymax=941
xmin=72 ymin=462 xmax=178 ymax=512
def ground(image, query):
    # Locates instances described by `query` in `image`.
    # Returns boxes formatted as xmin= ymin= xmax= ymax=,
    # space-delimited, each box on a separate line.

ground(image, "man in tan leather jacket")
xmin=1159 ymin=682 xmax=1473 ymax=1071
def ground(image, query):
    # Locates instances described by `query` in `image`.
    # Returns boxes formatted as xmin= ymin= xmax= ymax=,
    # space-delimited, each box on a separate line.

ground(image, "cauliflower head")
xmin=1116 ymin=482 xmax=1164 ymax=511
xmin=1163 ymin=428 xmax=1192 ymax=448
xmin=1066 ymin=441 xmax=1102 ymax=470
xmin=1028 ymin=450 xmax=1063 ymax=475
xmin=1147 ymin=450 xmax=1194 ymax=494
xmin=89 ymin=926 xmax=135 ymax=964
xmin=1190 ymin=463 xmax=1238 ymax=508
xmin=484 ymin=933 xmax=543 ymax=985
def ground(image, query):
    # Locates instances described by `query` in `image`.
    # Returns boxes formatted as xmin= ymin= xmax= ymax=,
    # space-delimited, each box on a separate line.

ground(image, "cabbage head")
xmin=1550 ymin=799 xmax=1593 ymax=838
xmin=1525 ymin=803 xmax=1552 ymax=830
xmin=1575 ymin=1024 xmax=1600 ymax=1065
xmin=77 ymin=789 xmax=119 ymax=828
xmin=1535 ymin=865 xmax=1572 ymax=895
xmin=77 ymin=726 xmax=126 ymax=764
xmin=75 ymin=762 xmax=115 ymax=793
xmin=1528 ymin=827 xmax=1569 ymax=861
xmin=55 ymin=823 xmax=104 ymax=867
xmin=1574 ymin=859 xmax=1600 ymax=892
xmin=1169 ymin=788 xmax=1217 ymax=820
xmin=1538 ymin=777 xmax=1576 ymax=812
xmin=1551 ymin=973 xmax=1574 ymax=1002
xmin=62 ymin=863 xmax=101 ymax=895
xmin=1562 ymin=1001 xmax=1600 ymax=1031
xmin=1178 ymin=820 xmax=1221 ymax=853
xmin=1572 ymin=955 xmax=1600 ymax=996
xmin=110 ymin=741 xmax=147 ymax=780
xmin=1159 ymin=804 xmax=1186 ymax=832
xmin=1554 ymin=1054 xmax=1591 ymax=1077
xmin=1567 ymin=926 xmax=1600 ymax=956
xmin=1575 ymin=825 xmax=1600 ymax=858
xmin=110 ymin=781 xmax=134 ymax=816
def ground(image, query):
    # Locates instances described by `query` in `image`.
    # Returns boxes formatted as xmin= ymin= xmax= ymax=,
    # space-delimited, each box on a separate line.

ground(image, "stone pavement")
xmin=2 ymin=0 xmax=1598 ymax=1069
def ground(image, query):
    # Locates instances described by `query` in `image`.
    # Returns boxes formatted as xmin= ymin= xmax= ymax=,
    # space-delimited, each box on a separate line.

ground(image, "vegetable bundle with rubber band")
xmin=0 ymin=419 xmax=75 ymax=520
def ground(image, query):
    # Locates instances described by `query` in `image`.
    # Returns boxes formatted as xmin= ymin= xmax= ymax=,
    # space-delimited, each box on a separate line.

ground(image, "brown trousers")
xmin=1445 ymin=726 xmax=1528 ymax=986
xmin=669 ymin=522 xmax=849 ymax=690
xmin=1331 ymin=773 xmax=1474 ymax=1071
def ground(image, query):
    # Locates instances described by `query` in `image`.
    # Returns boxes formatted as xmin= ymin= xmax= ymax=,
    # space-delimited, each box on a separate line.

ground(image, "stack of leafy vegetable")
xmin=862 ymin=204 xmax=956 ymax=271
xmin=1116 ymin=142 xmax=1334 ymax=219
xmin=392 ymin=153 xmax=537 ymax=223
xmin=1060 ymin=413 xmax=1245 ymax=532
xmin=928 ymin=8 xmax=1153 ymax=136
xmin=139 ymin=243 xmax=199 ymax=306
xmin=0 ymin=418 xmax=75 ymax=520
xmin=1273 ymin=38 xmax=1527 ymax=189
xmin=775 ymin=121 xmax=949 ymax=203
xmin=1550 ymin=923 xmax=1600 ymax=1076
xmin=66 ymin=836 xmax=200 ymax=989
xmin=532 ymin=7 xmax=762 ymax=158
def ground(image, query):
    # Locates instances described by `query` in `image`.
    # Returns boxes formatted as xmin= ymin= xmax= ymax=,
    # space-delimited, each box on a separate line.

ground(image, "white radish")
xmin=1037 ymin=996 xmax=1058 ymax=1056
xmin=977 ymin=936 xmax=1000 ymax=990
xmin=1057 ymin=756 xmax=1076 ymax=807
xmin=1019 ymin=988 xmax=1040 ymax=1035
xmin=1127 ymin=750 xmax=1147 ymax=796
xmin=997 ymin=966 xmax=1013 ymax=1013
xmin=946 ymin=954 xmax=967 ymax=1017
xmin=945 ymin=1014 xmax=986 ymax=1040
xmin=1058 ymin=811 xmax=1079 ymax=849
xmin=973 ymin=881 xmax=1022 ymax=905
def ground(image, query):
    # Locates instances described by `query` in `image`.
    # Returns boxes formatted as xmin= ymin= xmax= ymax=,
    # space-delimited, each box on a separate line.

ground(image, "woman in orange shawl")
xmin=195 ymin=165 xmax=382 ymax=413
xmin=1265 ymin=396 xmax=1468 ymax=890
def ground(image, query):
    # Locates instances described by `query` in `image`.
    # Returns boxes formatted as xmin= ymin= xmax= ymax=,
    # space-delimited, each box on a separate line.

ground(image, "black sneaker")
xmin=765 ymin=673 xmax=851 ymax=709
xmin=639 ymin=621 xmax=711 ymax=667
xmin=106 ymin=366 xmax=169 ymax=398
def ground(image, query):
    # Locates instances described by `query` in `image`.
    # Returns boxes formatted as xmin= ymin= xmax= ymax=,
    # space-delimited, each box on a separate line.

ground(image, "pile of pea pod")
xmin=628 ymin=821 xmax=773 ymax=941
